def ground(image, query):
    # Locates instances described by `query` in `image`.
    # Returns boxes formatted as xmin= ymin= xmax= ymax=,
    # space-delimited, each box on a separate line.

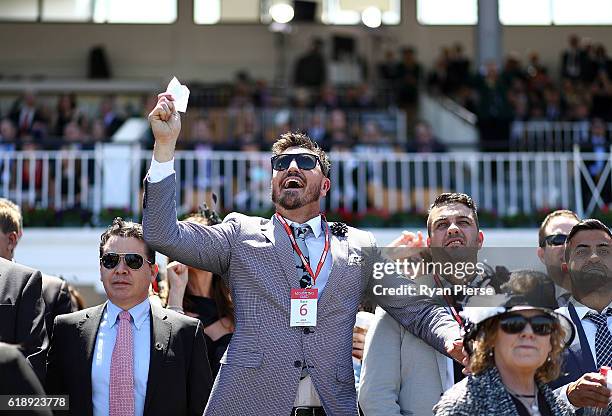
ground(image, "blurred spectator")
xmin=397 ymin=47 xmax=423 ymax=119
xmin=63 ymin=121 xmax=86 ymax=148
xmin=508 ymin=78 xmax=530 ymax=122
xmin=53 ymin=93 xmax=80 ymax=137
xmin=355 ymin=120 xmax=393 ymax=153
xmin=229 ymin=70 xmax=254 ymax=109
xmin=407 ymin=120 xmax=447 ymax=153
xmin=525 ymin=51 xmax=550 ymax=91
xmin=447 ymin=43 xmax=471 ymax=93
xmin=377 ymin=50 xmax=401 ymax=89
xmin=475 ymin=61 xmax=513 ymax=151
xmin=325 ymin=109 xmax=353 ymax=150
xmin=428 ymin=47 xmax=451 ymax=94
xmin=90 ymin=118 xmax=107 ymax=142
xmin=306 ymin=111 xmax=328 ymax=149
xmin=581 ymin=118 xmax=611 ymax=208
xmin=590 ymin=70 xmax=612 ymax=120
xmin=317 ymin=85 xmax=340 ymax=109
xmin=543 ymin=86 xmax=564 ymax=121
xmin=561 ymin=34 xmax=585 ymax=81
xmin=99 ymin=96 xmax=124 ymax=137
xmin=294 ymin=38 xmax=327 ymax=89
xmin=0 ymin=118 xmax=17 ymax=144
xmin=9 ymin=91 xmax=46 ymax=139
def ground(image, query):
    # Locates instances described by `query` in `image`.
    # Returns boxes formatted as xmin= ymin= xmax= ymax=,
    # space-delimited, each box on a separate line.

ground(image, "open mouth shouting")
xmin=444 ymin=237 xmax=465 ymax=247
xmin=282 ymin=176 xmax=305 ymax=190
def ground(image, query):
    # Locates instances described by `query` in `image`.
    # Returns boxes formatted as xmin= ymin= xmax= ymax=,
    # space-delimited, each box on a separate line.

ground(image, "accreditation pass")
xmin=290 ymin=288 xmax=318 ymax=326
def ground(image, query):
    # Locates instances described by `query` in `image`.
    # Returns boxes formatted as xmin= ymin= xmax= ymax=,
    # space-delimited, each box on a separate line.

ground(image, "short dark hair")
xmin=271 ymin=132 xmax=330 ymax=177
xmin=564 ymin=218 xmax=612 ymax=262
xmin=99 ymin=217 xmax=155 ymax=263
xmin=539 ymin=210 xmax=579 ymax=247
xmin=427 ymin=192 xmax=479 ymax=236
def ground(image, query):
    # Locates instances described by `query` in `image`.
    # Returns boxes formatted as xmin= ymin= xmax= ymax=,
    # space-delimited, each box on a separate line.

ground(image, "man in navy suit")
xmin=551 ymin=219 xmax=612 ymax=411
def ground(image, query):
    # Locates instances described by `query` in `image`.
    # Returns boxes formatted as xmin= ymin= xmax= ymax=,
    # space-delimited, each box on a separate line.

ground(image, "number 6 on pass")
xmin=290 ymin=288 xmax=318 ymax=326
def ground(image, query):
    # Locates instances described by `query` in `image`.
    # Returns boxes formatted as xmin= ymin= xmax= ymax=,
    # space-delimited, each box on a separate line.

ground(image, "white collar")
xmin=570 ymin=297 xmax=612 ymax=320
xmin=281 ymin=214 xmax=323 ymax=238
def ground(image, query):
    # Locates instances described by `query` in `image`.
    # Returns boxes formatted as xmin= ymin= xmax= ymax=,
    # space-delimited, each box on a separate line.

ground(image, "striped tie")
xmin=586 ymin=308 xmax=612 ymax=416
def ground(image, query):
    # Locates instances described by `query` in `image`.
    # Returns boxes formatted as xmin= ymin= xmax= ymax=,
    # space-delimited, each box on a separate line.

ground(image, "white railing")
xmin=511 ymin=121 xmax=612 ymax=152
xmin=0 ymin=145 xmax=610 ymax=222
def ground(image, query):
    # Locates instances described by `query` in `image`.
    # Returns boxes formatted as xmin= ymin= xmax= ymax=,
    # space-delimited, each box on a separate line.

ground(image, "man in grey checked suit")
xmin=142 ymin=92 xmax=463 ymax=416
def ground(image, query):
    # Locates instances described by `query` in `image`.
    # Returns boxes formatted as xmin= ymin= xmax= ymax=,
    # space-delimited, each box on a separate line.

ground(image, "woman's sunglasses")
xmin=499 ymin=314 xmax=556 ymax=336
xmin=100 ymin=252 xmax=152 ymax=270
xmin=271 ymin=153 xmax=321 ymax=171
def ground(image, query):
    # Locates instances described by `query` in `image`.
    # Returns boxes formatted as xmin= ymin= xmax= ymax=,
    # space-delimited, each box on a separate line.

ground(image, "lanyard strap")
xmin=433 ymin=274 xmax=463 ymax=327
xmin=275 ymin=213 xmax=330 ymax=287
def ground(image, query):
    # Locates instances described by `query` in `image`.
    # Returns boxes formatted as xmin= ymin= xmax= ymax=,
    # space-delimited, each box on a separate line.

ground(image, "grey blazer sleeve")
xmin=362 ymin=232 xmax=461 ymax=355
xmin=142 ymin=174 xmax=239 ymax=278
xmin=358 ymin=309 xmax=404 ymax=416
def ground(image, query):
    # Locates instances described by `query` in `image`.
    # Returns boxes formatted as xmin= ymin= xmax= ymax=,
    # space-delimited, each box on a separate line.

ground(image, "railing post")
xmin=573 ymin=144 xmax=584 ymax=218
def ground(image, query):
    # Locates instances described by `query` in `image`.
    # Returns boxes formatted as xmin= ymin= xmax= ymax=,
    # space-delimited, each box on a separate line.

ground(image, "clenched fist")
xmin=149 ymin=92 xmax=181 ymax=162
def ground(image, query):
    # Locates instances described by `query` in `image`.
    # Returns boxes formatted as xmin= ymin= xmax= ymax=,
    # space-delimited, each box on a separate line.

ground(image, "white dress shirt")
xmin=558 ymin=298 xmax=612 ymax=408
xmin=91 ymin=298 xmax=151 ymax=416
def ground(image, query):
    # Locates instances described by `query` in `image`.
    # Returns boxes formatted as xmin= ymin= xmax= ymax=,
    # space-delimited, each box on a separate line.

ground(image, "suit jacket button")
xmin=155 ymin=342 xmax=163 ymax=350
xmin=294 ymin=360 xmax=302 ymax=368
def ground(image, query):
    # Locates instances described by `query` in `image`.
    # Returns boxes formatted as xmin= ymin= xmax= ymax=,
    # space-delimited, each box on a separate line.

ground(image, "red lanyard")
xmin=275 ymin=213 xmax=330 ymax=287
xmin=433 ymin=274 xmax=463 ymax=327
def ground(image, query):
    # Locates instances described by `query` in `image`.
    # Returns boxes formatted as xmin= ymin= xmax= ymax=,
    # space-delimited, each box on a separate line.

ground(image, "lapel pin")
xmin=330 ymin=222 xmax=348 ymax=237
xmin=348 ymin=254 xmax=363 ymax=265
xmin=155 ymin=342 xmax=163 ymax=351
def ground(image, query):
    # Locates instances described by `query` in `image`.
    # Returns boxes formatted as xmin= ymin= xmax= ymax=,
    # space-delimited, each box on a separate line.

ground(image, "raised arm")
xmin=142 ymin=93 xmax=238 ymax=277
xmin=361 ymin=233 xmax=462 ymax=358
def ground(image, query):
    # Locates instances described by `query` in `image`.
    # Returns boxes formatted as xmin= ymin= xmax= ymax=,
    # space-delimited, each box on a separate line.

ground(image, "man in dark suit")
xmin=0 ymin=342 xmax=51 ymax=415
xmin=46 ymin=218 xmax=212 ymax=416
xmin=143 ymin=93 xmax=463 ymax=415
xmin=0 ymin=199 xmax=77 ymax=340
xmin=0 ymin=256 xmax=46 ymax=382
xmin=537 ymin=210 xmax=580 ymax=308
xmin=550 ymin=219 xmax=612 ymax=411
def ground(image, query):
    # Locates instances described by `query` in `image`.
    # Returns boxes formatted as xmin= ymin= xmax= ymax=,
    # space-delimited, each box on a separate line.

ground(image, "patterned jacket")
xmin=143 ymin=174 xmax=462 ymax=416
xmin=433 ymin=366 xmax=574 ymax=416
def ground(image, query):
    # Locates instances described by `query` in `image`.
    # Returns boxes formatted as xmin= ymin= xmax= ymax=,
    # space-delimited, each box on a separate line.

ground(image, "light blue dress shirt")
xmin=282 ymin=214 xmax=333 ymax=299
xmin=91 ymin=298 xmax=151 ymax=416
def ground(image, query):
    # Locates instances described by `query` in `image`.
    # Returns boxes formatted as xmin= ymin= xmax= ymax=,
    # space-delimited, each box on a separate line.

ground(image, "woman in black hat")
xmin=434 ymin=283 xmax=576 ymax=416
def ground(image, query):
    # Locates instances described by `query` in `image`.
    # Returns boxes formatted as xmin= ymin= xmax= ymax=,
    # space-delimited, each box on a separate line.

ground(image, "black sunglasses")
xmin=541 ymin=234 xmax=568 ymax=247
xmin=100 ymin=253 xmax=151 ymax=270
xmin=271 ymin=153 xmax=321 ymax=172
xmin=499 ymin=313 xmax=556 ymax=336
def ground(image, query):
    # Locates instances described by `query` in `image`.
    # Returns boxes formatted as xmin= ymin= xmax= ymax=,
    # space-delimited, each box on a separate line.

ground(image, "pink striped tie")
xmin=109 ymin=310 xmax=134 ymax=416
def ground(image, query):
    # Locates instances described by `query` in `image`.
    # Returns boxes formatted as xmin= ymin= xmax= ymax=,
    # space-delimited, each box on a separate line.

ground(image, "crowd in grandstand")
xmin=0 ymin=33 xmax=610 ymax=155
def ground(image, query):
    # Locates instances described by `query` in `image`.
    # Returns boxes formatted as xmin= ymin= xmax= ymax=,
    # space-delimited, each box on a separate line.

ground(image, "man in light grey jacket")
xmin=359 ymin=193 xmax=492 ymax=416
xmin=142 ymin=93 xmax=464 ymax=415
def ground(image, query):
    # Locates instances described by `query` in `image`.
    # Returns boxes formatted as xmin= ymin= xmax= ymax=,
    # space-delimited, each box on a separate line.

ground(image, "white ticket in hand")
xmin=166 ymin=76 xmax=190 ymax=113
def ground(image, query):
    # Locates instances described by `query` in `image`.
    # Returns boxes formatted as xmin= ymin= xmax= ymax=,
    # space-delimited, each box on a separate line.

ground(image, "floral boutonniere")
xmin=330 ymin=222 xmax=348 ymax=238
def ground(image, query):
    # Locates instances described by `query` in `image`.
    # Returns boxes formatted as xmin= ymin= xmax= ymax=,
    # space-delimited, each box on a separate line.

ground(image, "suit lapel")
xmin=318 ymin=233 xmax=349 ymax=309
xmin=262 ymin=217 xmax=301 ymax=289
xmin=77 ymin=303 xmax=105 ymax=416
xmin=143 ymin=303 xmax=171 ymax=414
